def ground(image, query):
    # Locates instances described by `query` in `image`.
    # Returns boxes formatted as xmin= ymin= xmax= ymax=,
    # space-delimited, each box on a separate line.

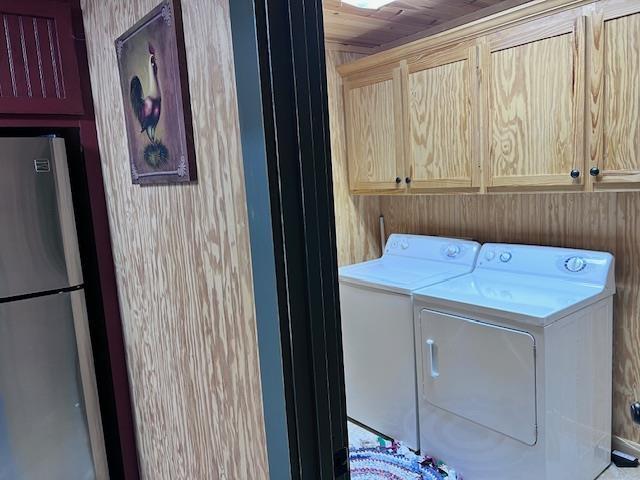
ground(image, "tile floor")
xmin=348 ymin=421 xmax=640 ymax=479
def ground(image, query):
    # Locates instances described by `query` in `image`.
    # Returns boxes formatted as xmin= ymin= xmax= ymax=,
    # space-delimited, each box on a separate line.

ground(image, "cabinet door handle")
xmin=405 ymin=177 xmax=412 ymax=184
xmin=426 ymin=339 xmax=439 ymax=378
xmin=395 ymin=177 xmax=402 ymax=184
xmin=570 ymin=169 xmax=580 ymax=179
xmin=590 ymin=167 xmax=600 ymax=177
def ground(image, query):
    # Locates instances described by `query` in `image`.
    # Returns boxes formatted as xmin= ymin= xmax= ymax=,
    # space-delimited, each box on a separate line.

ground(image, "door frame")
xmin=230 ymin=0 xmax=349 ymax=479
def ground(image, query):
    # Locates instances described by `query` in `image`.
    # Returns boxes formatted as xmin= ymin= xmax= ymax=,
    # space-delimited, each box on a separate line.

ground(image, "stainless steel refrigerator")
xmin=0 ymin=137 xmax=108 ymax=479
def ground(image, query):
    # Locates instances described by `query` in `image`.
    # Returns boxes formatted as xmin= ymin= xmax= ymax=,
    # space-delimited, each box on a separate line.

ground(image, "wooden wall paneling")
xmin=405 ymin=42 xmax=479 ymax=192
xmin=589 ymin=0 xmax=640 ymax=188
xmin=483 ymin=10 xmax=586 ymax=191
xmin=326 ymin=49 xmax=382 ymax=266
xmin=80 ymin=0 xmax=269 ymax=478
xmin=325 ymin=40 xmax=375 ymax=55
xmin=322 ymin=0 xmax=510 ymax=50
xmin=613 ymin=193 xmax=640 ymax=442
xmin=375 ymin=0 xmax=534 ymax=52
xmin=344 ymin=64 xmax=406 ymax=193
xmin=335 ymin=0 xmax=599 ymax=79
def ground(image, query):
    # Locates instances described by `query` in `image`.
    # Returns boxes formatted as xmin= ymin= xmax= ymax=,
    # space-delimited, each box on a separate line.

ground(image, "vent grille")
xmin=33 ymin=158 xmax=50 ymax=172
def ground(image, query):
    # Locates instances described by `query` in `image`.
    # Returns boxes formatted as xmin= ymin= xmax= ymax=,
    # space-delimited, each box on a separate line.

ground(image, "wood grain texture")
xmin=339 ymin=3 xmax=601 ymax=194
xmin=345 ymin=71 xmax=403 ymax=191
xmin=614 ymin=193 xmax=640 ymax=443
xmin=322 ymin=0 xmax=527 ymax=51
xmin=586 ymin=2 xmax=604 ymax=189
xmin=588 ymin=0 xmax=640 ymax=189
xmin=603 ymin=12 xmax=640 ymax=172
xmin=336 ymin=0 xmax=600 ymax=77
xmin=327 ymin=49 xmax=382 ymax=265
xmin=377 ymin=191 xmax=640 ymax=443
xmin=80 ymin=0 xmax=269 ymax=478
xmin=377 ymin=0 xmax=534 ymax=52
xmin=489 ymin=33 xmax=577 ymax=182
xmin=408 ymin=58 xmax=472 ymax=187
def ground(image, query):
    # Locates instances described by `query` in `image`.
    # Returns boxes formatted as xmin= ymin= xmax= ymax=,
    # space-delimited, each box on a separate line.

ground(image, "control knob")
xmin=565 ymin=256 xmax=587 ymax=272
xmin=445 ymin=244 xmax=461 ymax=258
xmin=499 ymin=252 xmax=512 ymax=263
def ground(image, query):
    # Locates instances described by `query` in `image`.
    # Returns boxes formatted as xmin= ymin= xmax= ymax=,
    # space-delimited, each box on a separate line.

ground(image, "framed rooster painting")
xmin=115 ymin=0 xmax=196 ymax=184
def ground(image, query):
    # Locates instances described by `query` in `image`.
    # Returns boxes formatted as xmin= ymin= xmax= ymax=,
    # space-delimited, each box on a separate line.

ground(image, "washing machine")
xmin=339 ymin=234 xmax=480 ymax=450
xmin=413 ymin=243 xmax=615 ymax=479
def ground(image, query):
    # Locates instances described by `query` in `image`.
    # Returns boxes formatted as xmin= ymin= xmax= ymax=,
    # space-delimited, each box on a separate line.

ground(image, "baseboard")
xmin=613 ymin=435 xmax=640 ymax=458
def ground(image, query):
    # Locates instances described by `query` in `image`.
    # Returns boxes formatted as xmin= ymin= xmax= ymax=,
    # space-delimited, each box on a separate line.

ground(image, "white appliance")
xmin=339 ymin=234 xmax=480 ymax=450
xmin=413 ymin=243 xmax=615 ymax=480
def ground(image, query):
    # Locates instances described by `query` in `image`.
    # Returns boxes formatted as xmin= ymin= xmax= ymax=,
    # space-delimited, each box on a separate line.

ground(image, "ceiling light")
xmin=342 ymin=0 xmax=395 ymax=9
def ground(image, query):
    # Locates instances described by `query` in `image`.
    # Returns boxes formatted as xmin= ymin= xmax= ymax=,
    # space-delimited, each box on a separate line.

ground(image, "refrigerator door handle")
xmin=51 ymin=138 xmax=83 ymax=287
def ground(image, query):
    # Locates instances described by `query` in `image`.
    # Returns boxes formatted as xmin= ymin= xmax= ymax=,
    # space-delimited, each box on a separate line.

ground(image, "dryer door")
xmin=419 ymin=309 xmax=537 ymax=445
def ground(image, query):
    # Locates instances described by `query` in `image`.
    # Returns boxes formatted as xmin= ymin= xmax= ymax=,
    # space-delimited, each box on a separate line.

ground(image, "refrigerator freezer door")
xmin=0 ymin=290 xmax=108 ymax=480
xmin=0 ymin=137 xmax=82 ymax=299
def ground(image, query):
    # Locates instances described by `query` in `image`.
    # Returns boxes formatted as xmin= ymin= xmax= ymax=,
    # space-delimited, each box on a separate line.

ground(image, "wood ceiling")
xmin=323 ymin=0 xmax=532 ymax=52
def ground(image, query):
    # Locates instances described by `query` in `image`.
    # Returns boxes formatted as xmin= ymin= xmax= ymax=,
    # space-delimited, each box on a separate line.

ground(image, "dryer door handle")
xmin=426 ymin=339 xmax=439 ymax=378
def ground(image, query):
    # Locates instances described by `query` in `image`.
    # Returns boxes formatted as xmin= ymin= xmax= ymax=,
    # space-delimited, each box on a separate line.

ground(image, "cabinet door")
xmin=0 ymin=1 xmax=83 ymax=115
xmin=344 ymin=67 xmax=405 ymax=193
xmin=405 ymin=44 xmax=480 ymax=192
xmin=588 ymin=0 xmax=640 ymax=189
xmin=482 ymin=11 xmax=586 ymax=190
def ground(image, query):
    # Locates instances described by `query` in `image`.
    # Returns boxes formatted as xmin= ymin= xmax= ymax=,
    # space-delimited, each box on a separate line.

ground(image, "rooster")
xmin=130 ymin=43 xmax=161 ymax=142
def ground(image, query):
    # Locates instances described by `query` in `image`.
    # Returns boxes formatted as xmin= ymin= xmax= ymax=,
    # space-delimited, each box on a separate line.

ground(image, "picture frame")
xmin=115 ymin=0 xmax=196 ymax=185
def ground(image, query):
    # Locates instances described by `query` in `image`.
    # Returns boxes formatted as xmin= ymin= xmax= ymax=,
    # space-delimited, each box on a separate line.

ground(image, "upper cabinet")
xmin=343 ymin=66 xmax=405 ymax=193
xmin=338 ymin=0 xmax=640 ymax=195
xmin=588 ymin=0 xmax=640 ymax=188
xmin=0 ymin=1 xmax=83 ymax=115
xmin=405 ymin=43 xmax=480 ymax=192
xmin=481 ymin=11 xmax=585 ymax=191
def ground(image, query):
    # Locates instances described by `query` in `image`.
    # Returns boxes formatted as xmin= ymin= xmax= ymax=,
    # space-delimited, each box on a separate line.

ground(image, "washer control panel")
xmin=384 ymin=234 xmax=480 ymax=264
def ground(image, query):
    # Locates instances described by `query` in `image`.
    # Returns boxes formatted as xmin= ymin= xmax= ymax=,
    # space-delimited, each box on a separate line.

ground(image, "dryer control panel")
xmin=477 ymin=243 xmax=614 ymax=291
